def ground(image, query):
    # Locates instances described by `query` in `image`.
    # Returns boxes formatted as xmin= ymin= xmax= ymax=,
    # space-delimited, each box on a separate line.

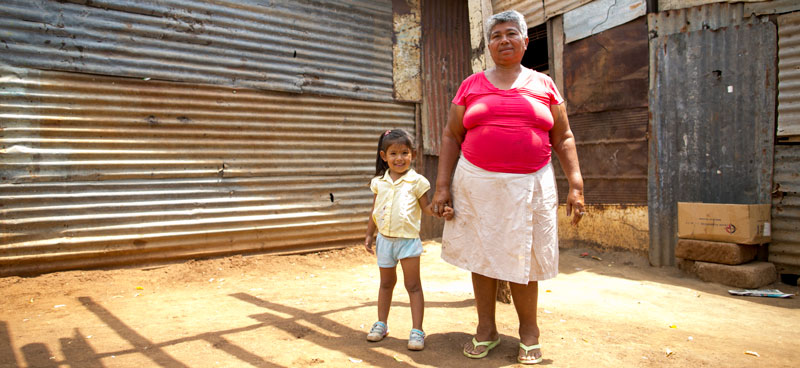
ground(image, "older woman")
xmin=432 ymin=10 xmax=585 ymax=365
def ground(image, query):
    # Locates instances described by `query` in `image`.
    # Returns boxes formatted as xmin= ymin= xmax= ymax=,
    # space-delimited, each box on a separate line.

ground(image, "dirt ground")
xmin=1 ymin=241 xmax=798 ymax=368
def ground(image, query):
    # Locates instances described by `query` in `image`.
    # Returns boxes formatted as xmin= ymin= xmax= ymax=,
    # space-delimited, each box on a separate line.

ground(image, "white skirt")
xmin=441 ymin=156 xmax=559 ymax=284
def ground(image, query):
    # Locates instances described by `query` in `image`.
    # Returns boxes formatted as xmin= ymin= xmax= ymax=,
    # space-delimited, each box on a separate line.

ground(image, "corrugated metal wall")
xmin=560 ymin=17 xmax=649 ymax=205
xmin=648 ymin=17 xmax=776 ymax=266
xmin=421 ymin=0 xmax=472 ymax=156
xmin=419 ymin=0 xmax=471 ymax=239
xmin=0 ymin=0 xmax=418 ymax=275
xmin=771 ymin=145 xmax=800 ymax=274
xmin=659 ymin=0 xmax=759 ymax=12
xmin=0 ymin=0 xmax=394 ymax=102
xmin=777 ymin=12 xmax=800 ymax=140
xmin=648 ymin=2 xmax=749 ymax=35
xmin=771 ymin=11 xmax=800 ymax=274
xmin=0 ymin=66 xmax=415 ymax=276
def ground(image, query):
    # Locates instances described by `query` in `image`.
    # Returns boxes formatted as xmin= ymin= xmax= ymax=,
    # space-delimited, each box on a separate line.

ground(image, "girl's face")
xmin=380 ymin=143 xmax=413 ymax=177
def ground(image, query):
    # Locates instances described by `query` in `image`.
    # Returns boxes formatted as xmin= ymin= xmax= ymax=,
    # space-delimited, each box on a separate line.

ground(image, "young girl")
xmin=364 ymin=129 xmax=452 ymax=351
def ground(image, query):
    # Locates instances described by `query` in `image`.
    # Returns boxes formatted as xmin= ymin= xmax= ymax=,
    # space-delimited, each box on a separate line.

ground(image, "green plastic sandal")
xmin=517 ymin=342 xmax=543 ymax=365
xmin=463 ymin=337 xmax=501 ymax=359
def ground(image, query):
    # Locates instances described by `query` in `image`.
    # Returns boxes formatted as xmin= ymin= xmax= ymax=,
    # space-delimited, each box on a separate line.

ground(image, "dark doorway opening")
xmin=522 ymin=23 xmax=549 ymax=73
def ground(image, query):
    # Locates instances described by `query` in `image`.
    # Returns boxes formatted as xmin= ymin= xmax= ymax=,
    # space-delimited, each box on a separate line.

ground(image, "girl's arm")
xmin=549 ymin=102 xmax=586 ymax=225
xmin=365 ymin=194 xmax=377 ymax=254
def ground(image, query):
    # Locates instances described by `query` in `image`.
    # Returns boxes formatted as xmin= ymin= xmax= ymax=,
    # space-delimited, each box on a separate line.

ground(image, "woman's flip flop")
xmin=463 ymin=337 xmax=501 ymax=359
xmin=517 ymin=342 xmax=543 ymax=364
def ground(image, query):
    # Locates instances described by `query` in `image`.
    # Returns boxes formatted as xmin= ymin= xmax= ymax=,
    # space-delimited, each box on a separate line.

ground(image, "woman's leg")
xmin=377 ymin=267 xmax=397 ymax=323
xmin=510 ymin=281 xmax=542 ymax=361
xmin=399 ymin=257 xmax=424 ymax=330
xmin=464 ymin=272 xmax=499 ymax=354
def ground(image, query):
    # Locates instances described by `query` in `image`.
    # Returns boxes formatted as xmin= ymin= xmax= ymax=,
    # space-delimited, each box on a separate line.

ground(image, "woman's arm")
xmin=549 ymin=102 xmax=586 ymax=225
xmin=432 ymin=103 xmax=466 ymax=216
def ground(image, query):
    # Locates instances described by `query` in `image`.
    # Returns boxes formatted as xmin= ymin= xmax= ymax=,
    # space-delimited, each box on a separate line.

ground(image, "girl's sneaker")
xmin=366 ymin=321 xmax=388 ymax=342
xmin=408 ymin=328 xmax=425 ymax=350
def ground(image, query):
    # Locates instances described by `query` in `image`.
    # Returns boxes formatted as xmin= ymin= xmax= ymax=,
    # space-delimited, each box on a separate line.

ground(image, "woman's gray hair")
xmin=485 ymin=10 xmax=527 ymax=40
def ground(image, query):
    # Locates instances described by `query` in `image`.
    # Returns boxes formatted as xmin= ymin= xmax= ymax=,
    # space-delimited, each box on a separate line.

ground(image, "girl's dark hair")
xmin=374 ymin=128 xmax=415 ymax=179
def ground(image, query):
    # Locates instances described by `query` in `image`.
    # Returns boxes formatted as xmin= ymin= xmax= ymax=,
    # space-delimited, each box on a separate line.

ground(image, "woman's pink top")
xmin=452 ymin=69 xmax=564 ymax=174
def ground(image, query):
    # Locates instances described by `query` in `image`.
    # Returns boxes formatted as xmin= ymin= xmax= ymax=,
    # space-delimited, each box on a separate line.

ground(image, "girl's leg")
xmin=464 ymin=272 xmax=499 ymax=355
xmin=399 ymin=257 xmax=423 ymax=330
xmin=377 ymin=266 xmax=397 ymax=323
xmin=509 ymin=281 xmax=541 ymax=361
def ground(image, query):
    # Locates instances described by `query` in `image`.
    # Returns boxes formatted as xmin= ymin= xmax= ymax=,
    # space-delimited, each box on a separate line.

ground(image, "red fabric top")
xmin=452 ymin=69 xmax=564 ymax=174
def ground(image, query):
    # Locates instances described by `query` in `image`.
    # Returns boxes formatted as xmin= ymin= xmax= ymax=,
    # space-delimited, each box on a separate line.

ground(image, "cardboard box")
xmin=677 ymin=202 xmax=771 ymax=244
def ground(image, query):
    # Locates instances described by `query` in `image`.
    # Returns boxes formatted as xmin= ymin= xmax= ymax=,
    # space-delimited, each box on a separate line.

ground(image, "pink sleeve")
xmin=546 ymin=76 xmax=564 ymax=105
xmin=451 ymin=74 xmax=476 ymax=106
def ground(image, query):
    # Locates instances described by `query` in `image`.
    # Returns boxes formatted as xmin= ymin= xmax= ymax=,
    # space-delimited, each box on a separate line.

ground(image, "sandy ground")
xmin=1 ymin=241 xmax=799 ymax=368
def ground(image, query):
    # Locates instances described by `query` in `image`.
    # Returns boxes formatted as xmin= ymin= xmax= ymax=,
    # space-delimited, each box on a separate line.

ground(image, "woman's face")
xmin=487 ymin=21 xmax=528 ymax=66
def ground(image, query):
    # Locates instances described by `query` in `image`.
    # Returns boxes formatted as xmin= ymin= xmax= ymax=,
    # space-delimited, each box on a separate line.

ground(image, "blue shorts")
xmin=376 ymin=234 xmax=423 ymax=268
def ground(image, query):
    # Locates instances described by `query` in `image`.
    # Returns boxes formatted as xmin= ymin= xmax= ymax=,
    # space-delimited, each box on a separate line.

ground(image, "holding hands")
xmin=428 ymin=203 xmax=455 ymax=220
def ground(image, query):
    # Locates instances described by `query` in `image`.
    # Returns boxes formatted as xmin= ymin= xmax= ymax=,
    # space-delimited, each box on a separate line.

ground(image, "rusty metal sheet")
xmin=777 ymin=11 xmax=800 ymax=140
xmin=659 ymin=0 xmax=762 ymax=12
xmin=745 ymin=0 xmax=800 ymax=16
xmin=648 ymin=2 xmax=750 ymax=37
xmin=0 ymin=0 xmax=395 ymax=102
xmin=648 ymin=22 xmax=777 ymax=267
xmin=421 ymin=0 xmax=472 ymax=155
xmin=553 ymin=108 xmax=649 ymax=205
xmin=492 ymin=0 xmax=546 ymax=27
xmin=771 ymin=145 xmax=800 ymax=274
xmin=0 ymin=67 xmax=416 ymax=276
xmin=563 ymin=0 xmax=646 ymax=43
xmin=564 ymin=17 xmax=649 ymax=115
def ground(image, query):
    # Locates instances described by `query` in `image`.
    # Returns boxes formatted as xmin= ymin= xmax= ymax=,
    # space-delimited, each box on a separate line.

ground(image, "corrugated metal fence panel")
xmin=0 ymin=67 xmax=416 ymax=276
xmin=492 ymin=0 xmax=546 ymax=27
xmin=421 ymin=0 xmax=471 ymax=155
xmin=771 ymin=145 xmax=800 ymax=274
xmin=659 ymin=0 xmax=761 ymax=12
xmin=556 ymin=108 xmax=649 ymax=204
xmin=777 ymin=11 xmax=800 ymax=140
xmin=560 ymin=17 xmax=649 ymax=204
xmin=648 ymin=2 xmax=747 ymax=36
xmin=0 ymin=0 xmax=394 ymax=102
xmin=563 ymin=0 xmax=646 ymax=44
xmin=648 ymin=22 xmax=777 ymax=267
xmin=745 ymin=0 xmax=800 ymax=16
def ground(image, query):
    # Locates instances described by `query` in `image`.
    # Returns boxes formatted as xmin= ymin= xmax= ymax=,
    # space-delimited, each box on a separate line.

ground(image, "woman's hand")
xmin=566 ymin=187 xmax=586 ymax=225
xmin=431 ymin=187 xmax=452 ymax=218
xmin=549 ymin=103 xmax=585 ymax=226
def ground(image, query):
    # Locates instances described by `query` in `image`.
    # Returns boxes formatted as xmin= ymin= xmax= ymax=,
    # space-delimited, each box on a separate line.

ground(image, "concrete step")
xmin=676 ymin=238 xmax=759 ymax=265
xmin=678 ymin=260 xmax=777 ymax=289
